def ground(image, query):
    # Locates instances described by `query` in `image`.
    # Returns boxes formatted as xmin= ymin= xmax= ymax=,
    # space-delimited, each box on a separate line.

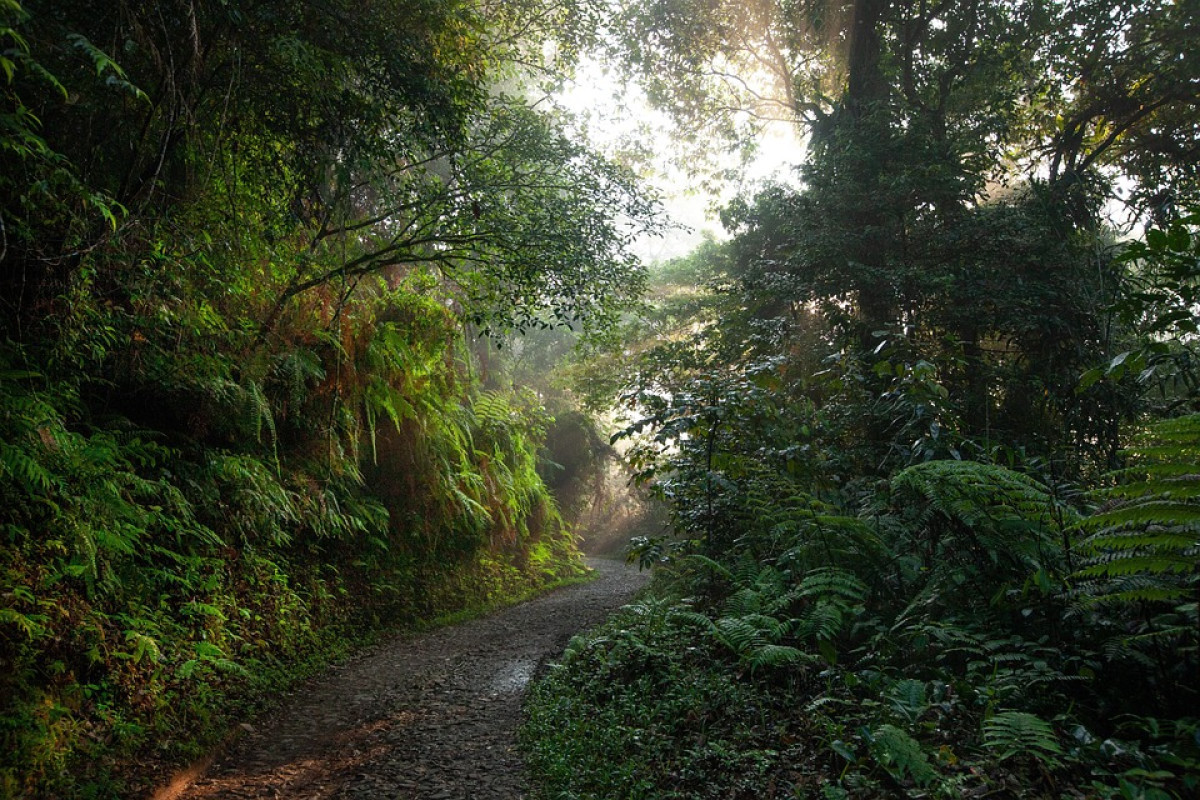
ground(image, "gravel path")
xmin=165 ymin=557 xmax=648 ymax=800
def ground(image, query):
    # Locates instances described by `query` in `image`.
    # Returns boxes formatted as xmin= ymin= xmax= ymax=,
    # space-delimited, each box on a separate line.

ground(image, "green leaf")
xmin=831 ymin=739 xmax=857 ymax=763
xmin=1077 ymin=366 xmax=1103 ymax=392
xmin=0 ymin=607 xmax=46 ymax=639
xmin=1167 ymin=224 xmax=1191 ymax=252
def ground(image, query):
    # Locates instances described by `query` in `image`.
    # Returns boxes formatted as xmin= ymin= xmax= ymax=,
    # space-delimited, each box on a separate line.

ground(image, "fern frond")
xmin=1076 ymin=554 xmax=1194 ymax=577
xmin=982 ymin=711 xmax=1063 ymax=766
xmin=892 ymin=460 xmax=1068 ymax=532
xmin=885 ymin=678 xmax=929 ymax=723
xmin=730 ymin=552 xmax=763 ymax=587
xmin=0 ymin=607 xmax=47 ymax=640
xmin=797 ymin=600 xmax=845 ymax=643
xmin=270 ymin=348 xmax=325 ymax=415
xmin=1104 ymin=478 xmax=1200 ymax=500
xmin=798 ymin=567 xmax=868 ymax=604
xmin=738 ymin=612 xmax=791 ymax=640
xmin=680 ymin=552 xmax=734 ymax=582
xmin=713 ymin=616 xmax=764 ymax=654
xmin=1102 ymin=635 xmax=1158 ymax=667
xmin=725 ymin=586 xmax=765 ymax=617
xmin=1077 ymin=579 xmax=1191 ymax=606
xmin=870 ymin=724 xmax=938 ymax=786
xmin=746 ymin=643 xmax=809 ymax=672
xmin=1078 ymin=530 xmax=1196 ymax=553
xmin=0 ymin=441 xmax=56 ymax=493
xmin=1081 ymin=500 xmax=1200 ymax=530
xmin=670 ymin=609 xmax=717 ymax=632
xmin=1072 ymin=414 xmax=1200 ymax=626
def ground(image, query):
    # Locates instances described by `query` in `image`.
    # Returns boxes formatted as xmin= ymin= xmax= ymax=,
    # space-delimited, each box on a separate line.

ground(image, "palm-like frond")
xmin=892 ymin=460 xmax=1069 ymax=536
xmin=982 ymin=710 xmax=1063 ymax=767
xmin=1074 ymin=414 xmax=1200 ymax=612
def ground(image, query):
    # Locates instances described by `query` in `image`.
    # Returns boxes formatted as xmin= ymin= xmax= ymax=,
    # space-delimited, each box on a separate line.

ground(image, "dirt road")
xmin=162 ymin=558 xmax=647 ymax=800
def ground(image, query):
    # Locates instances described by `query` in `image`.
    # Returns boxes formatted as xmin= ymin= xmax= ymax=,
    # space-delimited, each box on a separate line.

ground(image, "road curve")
xmin=161 ymin=557 xmax=648 ymax=800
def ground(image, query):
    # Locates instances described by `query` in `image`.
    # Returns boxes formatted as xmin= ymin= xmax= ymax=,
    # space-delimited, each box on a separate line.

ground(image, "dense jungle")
xmin=1 ymin=1 xmax=1198 ymax=798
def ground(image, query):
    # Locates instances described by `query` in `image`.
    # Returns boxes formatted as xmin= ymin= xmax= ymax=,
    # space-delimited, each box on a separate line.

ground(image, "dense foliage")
xmin=526 ymin=217 xmax=1200 ymax=800
xmin=0 ymin=0 xmax=648 ymax=796
xmin=523 ymin=1 xmax=1199 ymax=798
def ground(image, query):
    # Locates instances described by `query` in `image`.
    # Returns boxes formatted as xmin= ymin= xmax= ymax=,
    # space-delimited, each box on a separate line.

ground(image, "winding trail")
xmin=164 ymin=558 xmax=647 ymax=800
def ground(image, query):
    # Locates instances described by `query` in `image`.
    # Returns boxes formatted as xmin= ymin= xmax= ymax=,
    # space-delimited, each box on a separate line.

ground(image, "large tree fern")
xmin=889 ymin=460 xmax=1076 ymax=612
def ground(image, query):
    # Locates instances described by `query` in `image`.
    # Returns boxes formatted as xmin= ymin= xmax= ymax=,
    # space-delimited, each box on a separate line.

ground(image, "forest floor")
xmin=154 ymin=557 xmax=648 ymax=800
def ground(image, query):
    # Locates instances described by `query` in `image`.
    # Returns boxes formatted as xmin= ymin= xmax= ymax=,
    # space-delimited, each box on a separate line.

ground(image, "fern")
xmin=0 ymin=607 xmax=46 ymax=640
xmin=981 ymin=710 xmax=1063 ymax=767
xmin=269 ymin=348 xmax=325 ymax=419
xmin=244 ymin=380 xmax=277 ymax=455
xmin=797 ymin=601 xmax=845 ymax=645
xmin=885 ymin=678 xmax=929 ymax=724
xmin=672 ymin=558 xmax=816 ymax=672
xmin=209 ymin=453 xmax=300 ymax=545
xmin=892 ymin=460 xmax=1070 ymax=539
xmin=783 ymin=511 xmax=890 ymax=572
xmin=746 ymin=643 xmax=808 ymax=671
xmin=669 ymin=608 xmax=718 ymax=632
xmin=888 ymin=460 xmax=1074 ymax=622
xmin=894 ymin=459 xmax=1052 ymax=516
xmin=0 ymin=441 xmax=56 ymax=493
xmin=798 ymin=567 xmax=868 ymax=605
xmin=794 ymin=567 xmax=867 ymax=651
xmin=120 ymin=630 xmax=162 ymax=665
xmin=870 ymin=724 xmax=938 ymax=786
xmin=709 ymin=614 xmax=810 ymax=673
xmin=1073 ymin=415 xmax=1200 ymax=672
xmin=1075 ymin=415 xmax=1200 ymax=608
xmin=714 ymin=616 xmax=765 ymax=654
xmin=681 ymin=552 xmax=735 ymax=583
xmin=730 ymin=550 xmax=768 ymax=588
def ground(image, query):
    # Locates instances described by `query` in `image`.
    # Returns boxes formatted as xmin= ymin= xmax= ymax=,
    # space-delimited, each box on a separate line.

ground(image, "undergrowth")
xmin=0 ymin=320 xmax=587 ymax=798
xmin=522 ymin=422 xmax=1200 ymax=799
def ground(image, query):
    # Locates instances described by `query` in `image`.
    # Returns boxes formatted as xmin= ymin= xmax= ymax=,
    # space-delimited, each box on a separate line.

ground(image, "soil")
xmin=159 ymin=557 xmax=648 ymax=800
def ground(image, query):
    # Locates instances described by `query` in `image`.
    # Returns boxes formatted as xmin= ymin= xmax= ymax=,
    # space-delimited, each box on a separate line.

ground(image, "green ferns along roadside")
xmin=0 ymin=329 xmax=586 ymax=799
xmin=523 ymin=445 xmax=1200 ymax=799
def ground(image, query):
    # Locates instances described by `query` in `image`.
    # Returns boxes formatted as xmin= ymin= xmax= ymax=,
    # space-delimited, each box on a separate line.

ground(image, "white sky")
xmin=554 ymin=59 xmax=807 ymax=263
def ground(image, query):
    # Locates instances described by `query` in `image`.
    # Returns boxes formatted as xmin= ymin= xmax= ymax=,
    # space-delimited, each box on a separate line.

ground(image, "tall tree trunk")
xmin=843 ymin=0 xmax=895 ymax=353
xmin=846 ymin=0 xmax=889 ymax=117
